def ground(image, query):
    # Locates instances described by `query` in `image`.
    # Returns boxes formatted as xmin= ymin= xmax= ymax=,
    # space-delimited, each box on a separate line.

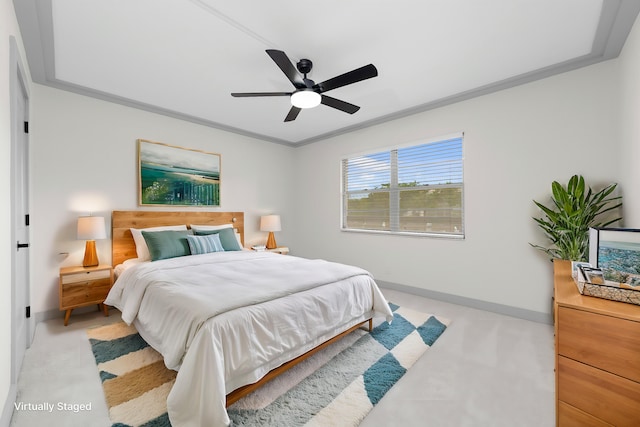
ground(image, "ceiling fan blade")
xmin=284 ymin=106 xmax=301 ymax=122
xmin=314 ymin=64 xmax=378 ymax=93
xmin=231 ymin=92 xmax=291 ymax=97
xmin=266 ymin=50 xmax=306 ymax=89
xmin=321 ymin=95 xmax=360 ymax=114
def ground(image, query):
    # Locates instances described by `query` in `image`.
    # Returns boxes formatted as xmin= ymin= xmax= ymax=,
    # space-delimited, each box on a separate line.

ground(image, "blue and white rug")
xmin=88 ymin=303 xmax=449 ymax=426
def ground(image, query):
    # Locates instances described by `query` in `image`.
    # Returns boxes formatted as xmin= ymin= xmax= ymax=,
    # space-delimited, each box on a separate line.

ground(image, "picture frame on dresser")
xmin=589 ymin=227 xmax=640 ymax=287
xmin=138 ymin=139 xmax=221 ymax=207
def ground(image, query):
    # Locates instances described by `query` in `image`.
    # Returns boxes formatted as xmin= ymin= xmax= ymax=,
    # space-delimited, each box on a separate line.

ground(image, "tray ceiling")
xmin=14 ymin=0 xmax=640 ymax=146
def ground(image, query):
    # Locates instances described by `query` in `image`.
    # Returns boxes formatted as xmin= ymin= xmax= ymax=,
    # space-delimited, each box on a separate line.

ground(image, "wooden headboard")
xmin=112 ymin=210 xmax=244 ymax=266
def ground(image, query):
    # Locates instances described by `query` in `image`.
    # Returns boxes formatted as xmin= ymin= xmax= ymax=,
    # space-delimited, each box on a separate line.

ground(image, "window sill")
xmin=340 ymin=228 xmax=464 ymax=239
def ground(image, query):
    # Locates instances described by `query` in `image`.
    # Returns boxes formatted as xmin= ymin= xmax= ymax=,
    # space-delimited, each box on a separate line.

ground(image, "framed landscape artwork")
xmin=138 ymin=139 xmax=221 ymax=206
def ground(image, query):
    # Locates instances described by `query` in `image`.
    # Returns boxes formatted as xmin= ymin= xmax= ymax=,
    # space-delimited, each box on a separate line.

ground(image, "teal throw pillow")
xmin=141 ymin=230 xmax=191 ymax=261
xmin=193 ymin=227 xmax=242 ymax=251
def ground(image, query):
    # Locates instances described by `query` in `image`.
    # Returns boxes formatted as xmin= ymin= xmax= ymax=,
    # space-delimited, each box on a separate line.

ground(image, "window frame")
xmin=340 ymin=132 xmax=465 ymax=239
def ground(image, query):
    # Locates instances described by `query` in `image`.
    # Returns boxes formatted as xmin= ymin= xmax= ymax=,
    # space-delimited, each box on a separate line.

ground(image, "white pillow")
xmin=189 ymin=224 xmax=234 ymax=232
xmin=190 ymin=224 xmax=243 ymax=248
xmin=130 ymin=225 xmax=188 ymax=261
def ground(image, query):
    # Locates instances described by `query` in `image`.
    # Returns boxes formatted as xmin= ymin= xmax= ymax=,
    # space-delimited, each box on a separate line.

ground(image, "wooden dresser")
xmin=553 ymin=260 xmax=640 ymax=426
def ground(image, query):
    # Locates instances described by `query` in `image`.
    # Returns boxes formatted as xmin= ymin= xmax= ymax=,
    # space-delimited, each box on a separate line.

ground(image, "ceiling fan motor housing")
xmin=297 ymin=59 xmax=313 ymax=75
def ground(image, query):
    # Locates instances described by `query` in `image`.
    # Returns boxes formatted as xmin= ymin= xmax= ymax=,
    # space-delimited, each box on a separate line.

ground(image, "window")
xmin=341 ymin=134 xmax=464 ymax=237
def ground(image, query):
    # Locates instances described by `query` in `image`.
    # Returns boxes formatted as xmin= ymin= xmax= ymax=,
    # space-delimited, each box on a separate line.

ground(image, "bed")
xmin=105 ymin=210 xmax=393 ymax=426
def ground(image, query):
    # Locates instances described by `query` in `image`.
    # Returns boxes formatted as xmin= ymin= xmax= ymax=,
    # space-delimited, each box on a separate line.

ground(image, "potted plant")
xmin=530 ymin=175 xmax=622 ymax=262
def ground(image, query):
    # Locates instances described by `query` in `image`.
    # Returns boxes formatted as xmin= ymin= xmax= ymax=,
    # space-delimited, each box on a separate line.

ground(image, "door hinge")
xmin=24 ymin=121 xmax=29 ymax=134
xmin=25 ymin=306 xmax=31 ymax=319
xmin=25 ymin=214 xmax=29 ymax=227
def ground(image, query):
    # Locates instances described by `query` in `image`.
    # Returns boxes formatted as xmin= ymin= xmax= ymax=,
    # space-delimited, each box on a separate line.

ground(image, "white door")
xmin=11 ymin=42 xmax=31 ymax=385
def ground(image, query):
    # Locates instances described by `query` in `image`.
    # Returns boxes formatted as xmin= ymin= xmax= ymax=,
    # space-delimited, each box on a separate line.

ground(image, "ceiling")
xmin=14 ymin=0 xmax=640 ymax=146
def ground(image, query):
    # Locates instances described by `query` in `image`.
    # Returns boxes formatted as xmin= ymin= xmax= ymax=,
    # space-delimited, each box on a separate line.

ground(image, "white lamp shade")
xmin=260 ymin=215 xmax=281 ymax=232
xmin=77 ymin=216 xmax=107 ymax=240
xmin=291 ymin=90 xmax=321 ymax=109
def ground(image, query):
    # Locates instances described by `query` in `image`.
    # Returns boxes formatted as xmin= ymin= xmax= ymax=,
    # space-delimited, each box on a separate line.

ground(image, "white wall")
xmin=30 ymin=84 xmax=295 ymax=315
xmin=292 ymin=60 xmax=621 ymax=318
xmin=618 ymin=14 xmax=640 ymax=226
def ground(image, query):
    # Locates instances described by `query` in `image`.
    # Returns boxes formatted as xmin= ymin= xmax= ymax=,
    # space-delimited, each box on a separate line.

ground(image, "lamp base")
xmin=83 ymin=240 xmax=99 ymax=267
xmin=266 ymin=232 xmax=277 ymax=250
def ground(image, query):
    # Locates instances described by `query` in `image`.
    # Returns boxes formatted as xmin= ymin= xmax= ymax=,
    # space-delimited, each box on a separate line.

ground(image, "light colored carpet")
xmin=11 ymin=289 xmax=556 ymax=427
xmin=87 ymin=303 xmax=449 ymax=426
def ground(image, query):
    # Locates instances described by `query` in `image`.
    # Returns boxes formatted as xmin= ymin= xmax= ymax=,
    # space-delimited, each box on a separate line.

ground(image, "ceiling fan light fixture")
xmin=232 ymin=50 xmax=377 ymax=122
xmin=291 ymin=90 xmax=321 ymax=109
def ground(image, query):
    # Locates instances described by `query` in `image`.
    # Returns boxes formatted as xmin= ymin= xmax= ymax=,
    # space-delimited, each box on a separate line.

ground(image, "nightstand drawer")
xmin=60 ymin=278 xmax=112 ymax=308
xmin=61 ymin=268 xmax=111 ymax=284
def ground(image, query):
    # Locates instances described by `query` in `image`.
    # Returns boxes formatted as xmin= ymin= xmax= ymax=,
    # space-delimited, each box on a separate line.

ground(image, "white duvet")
xmin=105 ymin=250 xmax=393 ymax=427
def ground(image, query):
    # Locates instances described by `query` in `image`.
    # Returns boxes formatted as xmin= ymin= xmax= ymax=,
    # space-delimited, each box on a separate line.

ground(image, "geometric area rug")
xmin=87 ymin=303 xmax=449 ymax=427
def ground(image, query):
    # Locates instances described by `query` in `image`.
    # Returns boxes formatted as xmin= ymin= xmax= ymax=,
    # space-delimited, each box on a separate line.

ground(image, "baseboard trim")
xmin=377 ymin=280 xmax=552 ymax=324
xmin=34 ymin=305 xmax=115 ymax=326
xmin=1 ymin=384 xmax=16 ymax=427
xmin=34 ymin=308 xmax=62 ymax=324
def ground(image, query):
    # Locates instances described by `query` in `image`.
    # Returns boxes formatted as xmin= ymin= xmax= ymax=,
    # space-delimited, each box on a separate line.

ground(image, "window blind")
xmin=342 ymin=135 xmax=464 ymax=236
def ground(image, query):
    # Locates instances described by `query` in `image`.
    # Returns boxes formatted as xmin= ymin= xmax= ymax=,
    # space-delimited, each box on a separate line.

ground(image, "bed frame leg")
xmin=368 ymin=318 xmax=372 ymax=332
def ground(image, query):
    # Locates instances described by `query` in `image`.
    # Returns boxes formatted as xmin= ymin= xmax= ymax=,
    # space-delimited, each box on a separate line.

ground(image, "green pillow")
xmin=141 ymin=230 xmax=191 ymax=261
xmin=194 ymin=227 xmax=242 ymax=251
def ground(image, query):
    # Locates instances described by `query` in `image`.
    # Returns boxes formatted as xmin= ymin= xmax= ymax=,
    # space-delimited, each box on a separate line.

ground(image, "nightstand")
xmin=59 ymin=264 xmax=114 ymax=326
xmin=266 ymin=247 xmax=289 ymax=255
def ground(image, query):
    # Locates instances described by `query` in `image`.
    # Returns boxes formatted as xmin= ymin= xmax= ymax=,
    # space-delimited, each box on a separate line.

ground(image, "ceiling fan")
xmin=231 ymin=49 xmax=378 ymax=122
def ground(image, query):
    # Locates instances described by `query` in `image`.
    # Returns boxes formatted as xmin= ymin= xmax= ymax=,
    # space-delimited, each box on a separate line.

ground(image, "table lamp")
xmin=77 ymin=216 xmax=106 ymax=267
xmin=260 ymin=215 xmax=281 ymax=249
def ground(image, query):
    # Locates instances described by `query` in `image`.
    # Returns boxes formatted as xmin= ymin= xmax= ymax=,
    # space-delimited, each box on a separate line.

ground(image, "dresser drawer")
xmin=558 ymin=401 xmax=614 ymax=427
xmin=558 ymin=356 xmax=640 ymax=426
xmin=61 ymin=268 xmax=111 ymax=284
xmin=60 ymin=278 xmax=112 ymax=309
xmin=558 ymin=306 xmax=640 ymax=382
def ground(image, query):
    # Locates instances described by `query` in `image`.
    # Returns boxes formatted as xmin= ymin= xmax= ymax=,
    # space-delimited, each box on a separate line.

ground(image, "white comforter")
xmin=105 ymin=251 xmax=392 ymax=426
